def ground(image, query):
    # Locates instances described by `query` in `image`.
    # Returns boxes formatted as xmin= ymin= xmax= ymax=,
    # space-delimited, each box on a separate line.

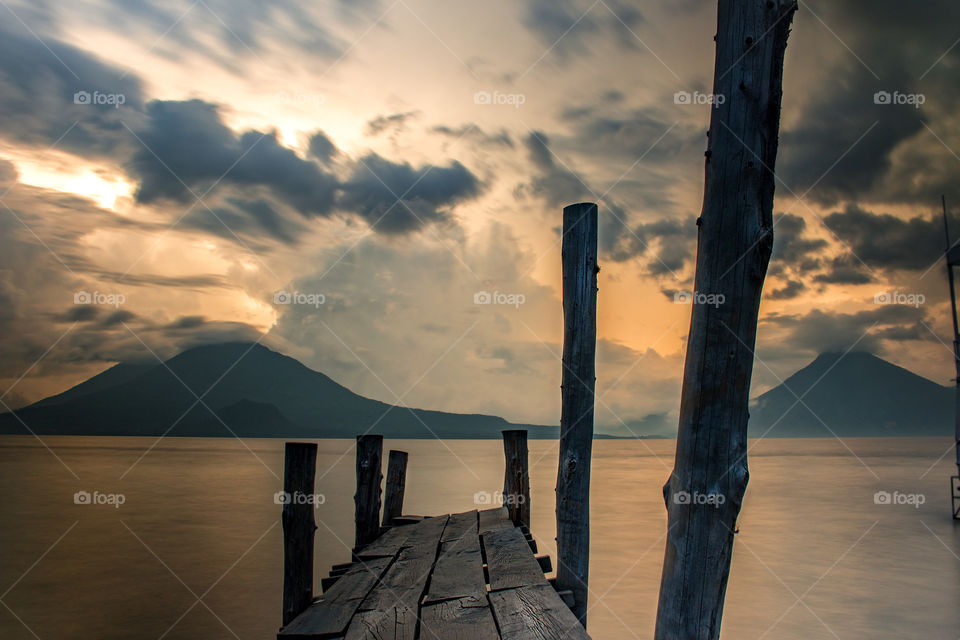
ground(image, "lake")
xmin=0 ymin=436 xmax=957 ymax=639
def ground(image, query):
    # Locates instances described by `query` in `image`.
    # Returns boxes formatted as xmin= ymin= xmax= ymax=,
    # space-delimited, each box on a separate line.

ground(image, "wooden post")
xmin=281 ymin=442 xmax=317 ymax=627
xmin=502 ymin=429 xmax=531 ymax=528
xmin=381 ymin=450 xmax=408 ymax=527
xmin=354 ymin=434 xmax=383 ymax=549
xmin=556 ymin=202 xmax=599 ymax=627
xmin=654 ymin=2 xmax=797 ymax=639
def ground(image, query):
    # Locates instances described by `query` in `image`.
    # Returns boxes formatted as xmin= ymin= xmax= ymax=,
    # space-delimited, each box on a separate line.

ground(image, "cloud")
xmin=522 ymin=0 xmax=644 ymax=59
xmin=307 ymin=130 xmax=338 ymax=163
xmin=0 ymin=20 xmax=145 ymax=158
xmin=812 ymin=255 xmax=874 ymax=285
xmin=365 ymin=111 xmax=420 ymax=136
xmin=768 ymin=279 xmax=805 ymax=300
xmin=338 ymin=153 xmax=482 ymax=234
xmin=772 ymin=213 xmax=828 ymax=264
xmin=431 ymin=125 xmax=514 ymax=148
xmin=822 ymin=205 xmax=943 ymax=271
xmin=129 ymin=99 xmax=340 ymax=218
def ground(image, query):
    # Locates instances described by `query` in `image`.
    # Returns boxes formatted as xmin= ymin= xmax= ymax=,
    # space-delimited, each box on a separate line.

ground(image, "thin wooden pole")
xmin=281 ymin=442 xmax=318 ymax=627
xmin=502 ymin=429 xmax=530 ymax=528
xmin=556 ymin=201 xmax=599 ymax=627
xmin=382 ymin=450 xmax=408 ymax=527
xmin=354 ymin=435 xmax=383 ymax=549
xmin=654 ymin=2 xmax=797 ymax=639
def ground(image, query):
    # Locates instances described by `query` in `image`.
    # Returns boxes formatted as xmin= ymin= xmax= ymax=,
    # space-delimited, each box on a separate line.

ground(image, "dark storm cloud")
xmin=812 ymin=255 xmax=874 ymax=285
xmin=524 ymin=131 xmax=592 ymax=207
xmin=523 ymin=0 xmax=644 ymax=59
xmin=366 ymin=111 xmax=420 ymax=136
xmin=307 ymin=130 xmax=338 ymax=163
xmin=338 ymin=153 xmax=482 ymax=234
xmin=772 ymin=213 xmax=828 ymax=264
xmin=768 ymin=279 xmax=805 ymax=300
xmin=0 ymin=160 xmax=17 ymax=185
xmin=822 ymin=205 xmax=944 ymax=271
xmin=0 ymin=20 xmax=145 ymax=157
xmin=778 ymin=0 xmax=960 ymax=206
xmin=129 ymin=100 xmax=339 ymax=217
xmin=181 ymin=197 xmax=306 ymax=246
xmin=431 ymin=125 xmax=514 ymax=148
xmin=763 ymin=304 xmax=934 ymax=354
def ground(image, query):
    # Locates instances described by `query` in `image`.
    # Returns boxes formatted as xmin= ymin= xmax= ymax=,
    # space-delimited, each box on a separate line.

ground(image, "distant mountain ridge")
xmin=0 ymin=342 xmax=557 ymax=439
xmin=749 ymin=351 xmax=954 ymax=437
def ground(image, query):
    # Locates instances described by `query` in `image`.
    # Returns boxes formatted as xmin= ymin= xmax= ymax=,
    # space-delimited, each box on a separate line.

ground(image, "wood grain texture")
xmin=483 ymin=526 xmax=549 ymax=591
xmin=354 ymin=435 xmax=383 ymax=549
xmin=279 ymin=557 xmax=392 ymax=639
xmin=556 ymin=202 xmax=598 ymax=626
xmin=281 ymin=442 xmax=318 ymax=626
xmin=421 ymin=595 xmax=500 ymax=640
xmin=502 ymin=430 xmax=531 ymax=528
xmin=654 ymin=2 xmax=797 ymax=639
xmin=489 ymin=584 xmax=591 ymax=640
xmin=382 ymin=450 xmax=408 ymax=527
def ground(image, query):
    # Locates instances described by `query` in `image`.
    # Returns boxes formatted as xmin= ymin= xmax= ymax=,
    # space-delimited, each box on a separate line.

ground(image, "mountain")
xmin=0 ymin=342 xmax=557 ymax=439
xmin=749 ymin=351 xmax=954 ymax=437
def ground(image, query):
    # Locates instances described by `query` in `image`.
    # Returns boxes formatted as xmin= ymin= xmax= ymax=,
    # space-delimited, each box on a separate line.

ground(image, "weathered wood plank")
xmin=278 ymin=557 xmax=392 ymax=639
xmin=354 ymin=524 xmax=412 ymax=560
xmin=556 ymin=201 xmax=599 ymax=626
xmin=343 ymin=515 xmax=449 ymax=640
xmin=478 ymin=507 xmax=512 ymax=535
xmin=483 ymin=526 xmax=549 ymax=591
xmin=425 ymin=538 xmax=485 ymax=603
xmin=441 ymin=510 xmax=478 ymax=543
xmin=354 ymin=435 xmax=383 ymax=549
xmin=420 ymin=595 xmax=500 ymax=640
xmin=489 ymin=584 xmax=591 ymax=640
xmin=382 ymin=450 xmax=409 ymax=527
xmin=281 ymin=442 xmax=318 ymax=626
xmin=502 ymin=429 xmax=531 ymax=528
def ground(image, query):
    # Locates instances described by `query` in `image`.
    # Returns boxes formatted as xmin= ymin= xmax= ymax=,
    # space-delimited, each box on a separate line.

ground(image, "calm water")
xmin=0 ymin=436 xmax=957 ymax=639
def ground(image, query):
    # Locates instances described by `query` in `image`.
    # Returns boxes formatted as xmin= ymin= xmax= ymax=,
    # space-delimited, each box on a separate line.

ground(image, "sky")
xmin=1 ymin=0 xmax=960 ymax=435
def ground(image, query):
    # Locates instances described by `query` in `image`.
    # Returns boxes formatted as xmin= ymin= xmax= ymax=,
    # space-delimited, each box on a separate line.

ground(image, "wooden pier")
xmin=277 ymin=434 xmax=592 ymax=640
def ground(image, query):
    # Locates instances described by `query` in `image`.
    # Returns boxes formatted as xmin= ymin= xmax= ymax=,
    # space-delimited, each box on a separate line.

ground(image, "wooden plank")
xmin=344 ymin=515 xmax=450 ymax=640
xmin=478 ymin=507 xmax=512 ymax=535
xmin=420 ymin=595 xmax=500 ymax=640
xmin=281 ymin=442 xmax=318 ymax=626
xmin=425 ymin=538 xmax=485 ymax=603
xmin=354 ymin=524 xmax=411 ymax=559
xmin=442 ymin=510 xmax=478 ymax=543
xmin=490 ymin=584 xmax=590 ymax=640
xmin=354 ymin=435 xmax=383 ymax=549
xmin=382 ymin=450 xmax=409 ymax=527
xmin=279 ymin=557 xmax=392 ymax=639
xmin=501 ymin=430 xmax=531 ymax=527
xmin=483 ymin=526 xmax=548 ymax=591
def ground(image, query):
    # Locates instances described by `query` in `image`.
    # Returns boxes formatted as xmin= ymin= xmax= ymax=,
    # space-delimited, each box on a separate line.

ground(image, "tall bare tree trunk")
xmin=655 ymin=2 xmax=797 ymax=639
